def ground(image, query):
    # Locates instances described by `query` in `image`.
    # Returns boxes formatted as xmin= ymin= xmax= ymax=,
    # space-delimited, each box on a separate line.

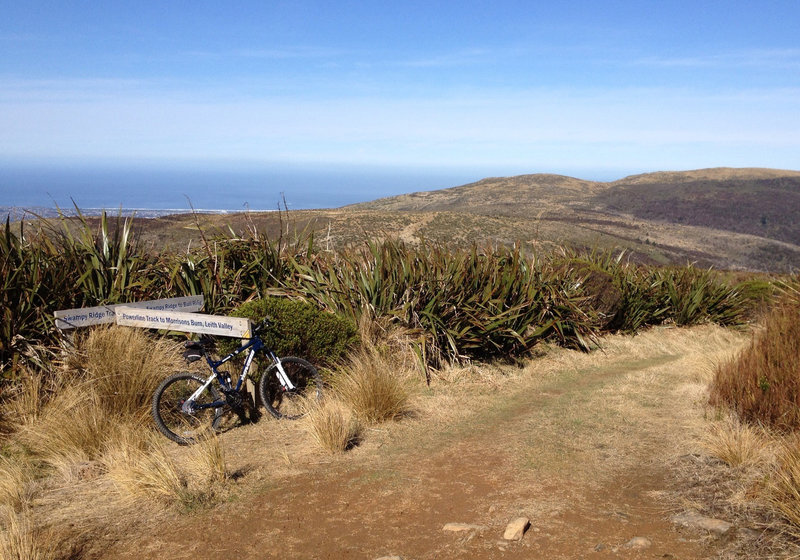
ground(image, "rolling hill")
xmin=341 ymin=167 xmax=800 ymax=272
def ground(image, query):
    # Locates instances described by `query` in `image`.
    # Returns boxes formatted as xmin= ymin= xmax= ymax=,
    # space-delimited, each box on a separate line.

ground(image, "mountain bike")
xmin=152 ymin=318 xmax=322 ymax=445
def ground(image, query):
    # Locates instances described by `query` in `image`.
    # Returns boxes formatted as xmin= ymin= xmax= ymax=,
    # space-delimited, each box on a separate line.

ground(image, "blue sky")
xmin=1 ymin=1 xmax=799 ymax=180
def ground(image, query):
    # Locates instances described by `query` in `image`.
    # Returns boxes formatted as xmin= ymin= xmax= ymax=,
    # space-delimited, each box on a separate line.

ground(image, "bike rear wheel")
xmin=258 ymin=357 xmax=322 ymax=420
xmin=152 ymin=372 xmax=224 ymax=445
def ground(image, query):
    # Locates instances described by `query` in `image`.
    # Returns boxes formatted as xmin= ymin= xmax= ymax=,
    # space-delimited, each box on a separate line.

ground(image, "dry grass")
xmin=103 ymin=425 xmax=229 ymax=509
xmin=0 ymin=456 xmax=34 ymax=512
xmin=104 ymin=429 xmax=189 ymax=506
xmin=710 ymin=298 xmax=800 ymax=429
xmin=80 ymin=325 xmax=182 ymax=419
xmin=332 ymin=346 xmax=411 ymax=424
xmin=0 ymin=508 xmax=56 ymax=560
xmin=184 ymin=433 xmax=227 ymax=485
xmin=764 ymin=436 xmax=800 ymax=538
xmin=2 ymin=370 xmax=47 ymax=430
xmin=8 ymin=326 xmax=182 ymax=477
xmin=303 ymin=397 xmax=362 ymax=453
xmin=17 ymin=385 xmax=112 ymax=476
xmin=356 ymin=313 xmax=420 ymax=375
xmin=702 ymin=416 xmax=774 ymax=469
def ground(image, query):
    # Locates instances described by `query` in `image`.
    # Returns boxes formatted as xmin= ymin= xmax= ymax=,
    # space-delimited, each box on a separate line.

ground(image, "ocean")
xmin=0 ymin=161 xmax=492 ymax=216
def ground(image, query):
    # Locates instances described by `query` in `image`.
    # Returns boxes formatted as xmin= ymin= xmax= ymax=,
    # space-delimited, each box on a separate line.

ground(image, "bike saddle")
xmin=182 ymin=336 xmax=214 ymax=362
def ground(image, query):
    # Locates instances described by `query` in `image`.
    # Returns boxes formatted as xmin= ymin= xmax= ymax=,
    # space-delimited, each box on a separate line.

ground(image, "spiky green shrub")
xmin=710 ymin=297 xmax=800 ymax=429
xmin=223 ymin=297 xmax=358 ymax=365
xmin=166 ymin=237 xmax=285 ymax=314
xmin=0 ymin=219 xmax=76 ymax=374
xmin=59 ymin=210 xmax=156 ymax=305
xmin=657 ymin=266 xmax=745 ymax=326
xmin=0 ymin=208 xmax=758 ymax=380
xmin=280 ymin=241 xmax=597 ymax=366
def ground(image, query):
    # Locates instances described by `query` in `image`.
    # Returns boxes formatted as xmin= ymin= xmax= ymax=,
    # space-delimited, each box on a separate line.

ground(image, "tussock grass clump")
xmin=103 ymin=426 xmax=228 ymax=509
xmin=0 ymin=508 xmax=56 ymax=560
xmin=709 ymin=299 xmax=800 ymax=429
xmin=332 ymin=347 xmax=410 ymax=424
xmin=702 ymin=417 xmax=773 ymax=469
xmin=765 ymin=437 xmax=800 ymax=537
xmin=104 ymin=431 xmax=188 ymax=506
xmin=303 ymin=397 xmax=361 ymax=453
xmin=356 ymin=313 xmax=420 ymax=373
xmin=0 ymin=457 xmax=34 ymax=512
xmin=11 ymin=326 xmax=181 ymax=474
xmin=184 ymin=433 xmax=227 ymax=485
xmin=80 ymin=325 xmax=181 ymax=420
xmin=2 ymin=370 xmax=47 ymax=431
xmin=17 ymin=385 xmax=112 ymax=475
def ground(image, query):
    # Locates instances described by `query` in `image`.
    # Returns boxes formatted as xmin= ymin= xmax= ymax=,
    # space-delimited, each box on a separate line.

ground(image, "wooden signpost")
xmin=54 ymin=295 xmax=205 ymax=330
xmin=114 ymin=306 xmax=251 ymax=338
xmin=54 ymin=295 xmax=250 ymax=339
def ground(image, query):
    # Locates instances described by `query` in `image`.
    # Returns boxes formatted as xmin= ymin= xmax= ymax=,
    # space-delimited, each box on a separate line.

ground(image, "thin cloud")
xmin=634 ymin=48 xmax=800 ymax=69
xmin=183 ymin=46 xmax=349 ymax=60
xmin=397 ymin=47 xmax=497 ymax=68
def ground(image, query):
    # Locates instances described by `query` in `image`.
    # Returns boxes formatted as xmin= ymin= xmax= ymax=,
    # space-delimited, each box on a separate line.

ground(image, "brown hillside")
xmin=596 ymin=170 xmax=800 ymax=246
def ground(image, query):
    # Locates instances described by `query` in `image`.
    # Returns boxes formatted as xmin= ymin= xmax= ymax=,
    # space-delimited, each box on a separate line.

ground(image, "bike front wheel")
xmin=152 ymin=372 xmax=224 ymax=445
xmin=258 ymin=357 xmax=322 ymax=420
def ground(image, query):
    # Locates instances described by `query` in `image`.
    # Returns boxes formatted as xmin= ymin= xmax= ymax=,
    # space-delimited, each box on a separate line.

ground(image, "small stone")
xmin=737 ymin=527 xmax=761 ymax=539
xmin=375 ymin=556 xmax=402 ymax=560
xmin=76 ymin=461 xmax=104 ymax=480
xmin=503 ymin=517 xmax=530 ymax=541
xmin=594 ymin=543 xmax=607 ymax=552
xmin=671 ymin=511 xmax=733 ymax=536
xmin=624 ymin=536 xmax=652 ymax=550
xmin=442 ymin=522 xmax=488 ymax=533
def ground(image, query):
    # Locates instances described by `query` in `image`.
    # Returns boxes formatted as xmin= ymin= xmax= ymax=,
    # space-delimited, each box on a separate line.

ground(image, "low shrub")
xmin=709 ymin=298 xmax=800 ymax=429
xmin=225 ymin=297 xmax=358 ymax=365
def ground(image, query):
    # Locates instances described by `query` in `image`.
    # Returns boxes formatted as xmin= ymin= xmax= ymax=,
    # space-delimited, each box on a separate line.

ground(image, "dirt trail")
xmin=107 ymin=326 xmax=747 ymax=560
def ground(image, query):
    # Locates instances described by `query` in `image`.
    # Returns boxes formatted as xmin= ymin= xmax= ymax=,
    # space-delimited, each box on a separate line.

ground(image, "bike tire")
xmin=258 ymin=357 xmax=322 ymax=420
xmin=152 ymin=372 xmax=224 ymax=445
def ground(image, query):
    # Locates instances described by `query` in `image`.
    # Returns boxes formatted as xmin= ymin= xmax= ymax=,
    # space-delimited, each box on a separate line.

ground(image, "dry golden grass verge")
xmin=0 ymin=507 xmax=56 ymax=560
xmin=8 ymin=326 xmax=183 ymax=478
xmin=0 ymin=456 xmax=34 ymax=512
xmin=332 ymin=346 xmax=411 ymax=425
xmin=80 ymin=325 xmax=183 ymax=419
xmin=303 ymin=397 xmax=362 ymax=453
xmin=764 ymin=437 xmax=800 ymax=538
xmin=184 ymin=433 xmax=228 ymax=485
xmin=104 ymin=430 xmax=187 ymax=506
xmin=2 ymin=370 xmax=47 ymax=431
xmin=103 ymin=426 xmax=229 ymax=510
xmin=702 ymin=416 xmax=773 ymax=469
